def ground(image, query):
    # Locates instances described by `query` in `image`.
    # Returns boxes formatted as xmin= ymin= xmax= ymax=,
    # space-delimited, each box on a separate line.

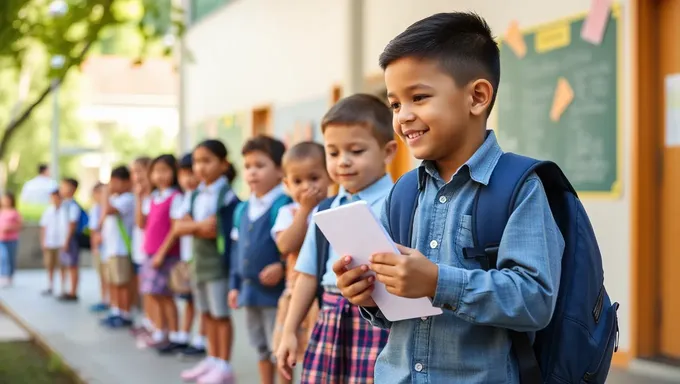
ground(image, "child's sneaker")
xmin=181 ymin=357 xmax=215 ymax=382
xmin=89 ymin=302 xmax=109 ymax=313
xmin=179 ymin=345 xmax=207 ymax=360
xmin=157 ymin=341 xmax=189 ymax=355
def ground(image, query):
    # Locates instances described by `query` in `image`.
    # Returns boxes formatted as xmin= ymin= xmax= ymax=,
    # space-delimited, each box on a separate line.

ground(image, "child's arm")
xmin=135 ymin=194 xmax=147 ymax=229
xmin=275 ymin=205 xmax=313 ymax=255
xmin=62 ymin=203 xmax=79 ymax=250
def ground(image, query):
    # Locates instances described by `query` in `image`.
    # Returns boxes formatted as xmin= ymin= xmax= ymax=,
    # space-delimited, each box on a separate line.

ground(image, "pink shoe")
xmin=196 ymin=364 xmax=235 ymax=384
xmin=181 ymin=358 xmax=216 ymax=382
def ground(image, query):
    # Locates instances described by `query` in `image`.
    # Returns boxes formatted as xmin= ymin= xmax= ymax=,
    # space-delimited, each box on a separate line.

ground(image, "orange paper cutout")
xmin=504 ymin=20 xmax=527 ymax=58
xmin=550 ymin=77 xmax=574 ymax=122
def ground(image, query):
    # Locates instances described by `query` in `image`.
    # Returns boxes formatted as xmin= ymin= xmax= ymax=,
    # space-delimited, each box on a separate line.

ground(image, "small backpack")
xmin=73 ymin=201 xmax=90 ymax=249
xmin=232 ymin=194 xmax=293 ymax=231
xmin=385 ymin=153 xmax=620 ymax=384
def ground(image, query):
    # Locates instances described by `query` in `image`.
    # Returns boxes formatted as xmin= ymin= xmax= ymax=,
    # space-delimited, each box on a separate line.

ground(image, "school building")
xmin=179 ymin=0 xmax=680 ymax=370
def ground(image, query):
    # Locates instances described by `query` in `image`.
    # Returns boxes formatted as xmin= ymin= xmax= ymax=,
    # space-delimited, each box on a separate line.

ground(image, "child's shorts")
xmin=42 ymin=249 xmax=60 ymax=270
xmin=245 ymin=306 xmax=277 ymax=361
xmin=192 ymin=278 xmax=230 ymax=319
xmin=132 ymin=262 xmax=140 ymax=275
xmin=58 ymin=239 xmax=80 ymax=267
xmin=177 ymin=293 xmax=193 ymax=302
xmin=104 ymin=256 xmax=132 ymax=285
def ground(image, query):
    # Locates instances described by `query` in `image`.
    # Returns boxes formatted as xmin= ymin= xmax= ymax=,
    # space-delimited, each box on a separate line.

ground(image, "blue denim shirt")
xmin=361 ymin=131 xmax=565 ymax=383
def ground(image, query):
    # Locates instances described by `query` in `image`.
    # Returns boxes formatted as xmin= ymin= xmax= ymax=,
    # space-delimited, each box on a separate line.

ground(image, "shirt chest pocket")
xmin=454 ymin=214 xmax=483 ymax=270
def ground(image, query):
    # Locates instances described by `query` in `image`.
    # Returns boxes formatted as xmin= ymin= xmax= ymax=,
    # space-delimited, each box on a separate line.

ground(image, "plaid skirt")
xmin=139 ymin=257 xmax=179 ymax=296
xmin=301 ymin=292 xmax=389 ymax=384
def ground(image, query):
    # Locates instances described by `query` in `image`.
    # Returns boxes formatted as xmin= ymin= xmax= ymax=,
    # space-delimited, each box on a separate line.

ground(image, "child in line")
xmin=40 ymin=189 xmax=64 ymax=296
xmin=131 ymin=156 xmax=154 ymax=336
xmin=276 ymin=94 xmax=397 ymax=383
xmin=178 ymin=139 xmax=239 ymax=384
xmin=89 ymin=183 xmax=109 ymax=312
xmin=334 ymin=13 xmax=565 ymax=383
xmin=58 ymin=178 xmax=81 ymax=301
xmin=0 ymin=193 xmax=22 ymax=288
xmin=139 ymin=154 xmax=185 ymax=354
xmin=228 ymin=135 xmax=291 ymax=384
xmin=100 ymin=166 xmax=136 ymax=328
xmin=171 ymin=153 xmax=207 ymax=358
xmin=271 ymin=141 xmax=331 ymax=377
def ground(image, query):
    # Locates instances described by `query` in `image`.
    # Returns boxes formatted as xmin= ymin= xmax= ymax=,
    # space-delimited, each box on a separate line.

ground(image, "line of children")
xmin=88 ymin=182 xmax=108 ymax=312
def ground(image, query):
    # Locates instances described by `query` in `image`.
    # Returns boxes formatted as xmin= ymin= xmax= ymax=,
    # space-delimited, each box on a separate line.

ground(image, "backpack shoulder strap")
xmin=233 ymin=201 xmax=247 ymax=229
xmin=471 ymin=152 xmax=577 ymax=384
xmin=386 ymin=169 xmax=420 ymax=246
xmin=189 ymin=190 xmax=199 ymax=218
xmin=269 ymin=194 xmax=294 ymax=227
xmin=315 ymin=195 xmax=337 ymax=308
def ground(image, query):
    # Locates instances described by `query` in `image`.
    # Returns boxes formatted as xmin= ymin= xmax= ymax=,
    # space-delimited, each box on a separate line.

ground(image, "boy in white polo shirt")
xmin=40 ymin=189 xmax=65 ymax=296
xmin=99 ymin=165 xmax=136 ymax=328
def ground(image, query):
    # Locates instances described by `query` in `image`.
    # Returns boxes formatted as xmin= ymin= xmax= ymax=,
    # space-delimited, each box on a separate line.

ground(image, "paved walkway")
xmin=1 ymin=269 xmax=679 ymax=384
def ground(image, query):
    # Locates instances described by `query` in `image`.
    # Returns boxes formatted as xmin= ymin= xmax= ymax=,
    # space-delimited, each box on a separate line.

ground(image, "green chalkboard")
xmin=496 ymin=8 xmax=621 ymax=197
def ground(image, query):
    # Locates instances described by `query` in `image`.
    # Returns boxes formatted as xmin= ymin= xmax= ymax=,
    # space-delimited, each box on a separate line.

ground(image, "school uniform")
xmin=230 ymin=184 xmax=289 ymax=361
xmin=40 ymin=203 xmax=66 ymax=270
xmin=139 ymin=188 xmax=183 ymax=296
xmin=171 ymin=190 xmax=195 ymax=300
xmin=294 ymin=175 xmax=393 ymax=383
xmin=58 ymin=199 xmax=81 ymax=267
xmin=101 ymin=192 xmax=135 ymax=286
xmin=361 ymin=131 xmax=565 ymax=384
xmin=131 ymin=196 xmax=151 ymax=275
xmin=88 ymin=204 xmax=103 ymax=275
xmin=180 ymin=176 xmax=238 ymax=319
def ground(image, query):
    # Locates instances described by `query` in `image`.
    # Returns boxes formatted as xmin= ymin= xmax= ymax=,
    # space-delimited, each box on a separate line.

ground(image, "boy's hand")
xmin=259 ymin=262 xmax=284 ymax=286
xmin=333 ymin=256 xmax=377 ymax=307
xmin=299 ymin=187 xmax=326 ymax=211
xmin=370 ymin=244 xmax=438 ymax=299
xmin=276 ymin=332 xmax=299 ymax=381
xmin=227 ymin=289 xmax=239 ymax=309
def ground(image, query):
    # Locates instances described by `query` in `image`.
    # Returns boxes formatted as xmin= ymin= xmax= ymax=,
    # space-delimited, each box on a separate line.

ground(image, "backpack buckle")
xmin=463 ymin=246 xmax=499 ymax=271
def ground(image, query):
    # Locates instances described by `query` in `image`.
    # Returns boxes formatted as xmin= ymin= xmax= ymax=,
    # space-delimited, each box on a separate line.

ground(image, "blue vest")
xmin=234 ymin=204 xmax=286 ymax=307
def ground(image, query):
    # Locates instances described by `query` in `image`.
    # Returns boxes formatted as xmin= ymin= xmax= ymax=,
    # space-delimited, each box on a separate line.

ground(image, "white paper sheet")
xmin=313 ymin=201 xmax=443 ymax=322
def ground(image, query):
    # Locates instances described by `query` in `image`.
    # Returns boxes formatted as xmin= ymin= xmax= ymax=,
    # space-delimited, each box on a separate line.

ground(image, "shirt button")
xmin=439 ymin=196 xmax=447 ymax=203
xmin=415 ymin=363 xmax=424 ymax=372
xmin=429 ymin=240 xmax=438 ymax=249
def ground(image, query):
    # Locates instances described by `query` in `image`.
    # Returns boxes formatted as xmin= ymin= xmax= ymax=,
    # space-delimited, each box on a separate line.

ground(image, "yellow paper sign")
xmin=504 ymin=20 xmax=527 ymax=58
xmin=550 ymin=77 xmax=574 ymax=122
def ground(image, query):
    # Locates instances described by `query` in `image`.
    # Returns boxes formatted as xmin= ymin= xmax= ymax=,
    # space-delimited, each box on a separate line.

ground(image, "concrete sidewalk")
xmin=1 ymin=269 xmax=678 ymax=383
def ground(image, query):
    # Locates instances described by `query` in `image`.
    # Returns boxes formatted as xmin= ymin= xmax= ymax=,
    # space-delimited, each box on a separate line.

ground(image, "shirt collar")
xmin=417 ymin=129 xmax=503 ymax=189
xmin=249 ymin=183 xmax=285 ymax=207
xmin=198 ymin=176 xmax=227 ymax=194
xmin=337 ymin=174 xmax=394 ymax=205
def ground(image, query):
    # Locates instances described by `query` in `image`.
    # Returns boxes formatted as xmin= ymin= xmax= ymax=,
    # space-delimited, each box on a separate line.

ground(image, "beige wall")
xmin=184 ymin=0 xmax=633 ymax=351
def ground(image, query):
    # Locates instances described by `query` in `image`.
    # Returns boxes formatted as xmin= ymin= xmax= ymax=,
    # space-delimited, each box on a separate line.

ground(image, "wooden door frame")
xmin=631 ymin=0 xmax=660 ymax=360
xmin=251 ymin=105 xmax=273 ymax=136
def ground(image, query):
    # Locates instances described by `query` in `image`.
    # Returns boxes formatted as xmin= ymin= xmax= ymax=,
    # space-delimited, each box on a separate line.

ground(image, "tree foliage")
xmin=0 ymin=0 xmax=183 ymax=160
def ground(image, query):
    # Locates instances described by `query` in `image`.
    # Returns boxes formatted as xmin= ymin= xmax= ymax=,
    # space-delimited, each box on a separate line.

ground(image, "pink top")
xmin=0 ymin=209 xmax=22 ymax=241
xmin=143 ymin=191 xmax=180 ymax=257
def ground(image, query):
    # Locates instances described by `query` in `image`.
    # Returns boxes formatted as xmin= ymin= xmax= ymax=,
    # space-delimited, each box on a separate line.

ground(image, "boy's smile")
xmin=385 ymin=57 xmax=491 ymax=180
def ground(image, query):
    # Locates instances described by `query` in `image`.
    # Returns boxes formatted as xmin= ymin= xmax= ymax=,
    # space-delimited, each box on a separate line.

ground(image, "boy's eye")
xmin=328 ymin=152 xmax=339 ymax=157
xmin=390 ymin=102 xmax=400 ymax=110
xmin=413 ymin=94 xmax=429 ymax=102
xmin=352 ymin=149 xmax=365 ymax=155
xmin=293 ymin=178 xmax=302 ymax=185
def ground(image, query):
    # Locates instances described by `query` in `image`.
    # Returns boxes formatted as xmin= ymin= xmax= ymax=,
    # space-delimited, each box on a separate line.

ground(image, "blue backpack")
xmin=386 ymin=153 xmax=619 ymax=384
xmin=74 ymin=201 xmax=90 ymax=249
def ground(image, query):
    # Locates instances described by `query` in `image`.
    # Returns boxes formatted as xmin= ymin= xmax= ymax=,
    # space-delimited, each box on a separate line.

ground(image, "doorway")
xmin=634 ymin=0 xmax=680 ymax=361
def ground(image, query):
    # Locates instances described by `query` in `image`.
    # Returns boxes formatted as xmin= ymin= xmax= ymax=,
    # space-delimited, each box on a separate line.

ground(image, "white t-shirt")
xmin=88 ymin=204 xmax=101 ymax=231
xmin=40 ymin=204 xmax=65 ymax=249
xmin=271 ymin=202 xmax=312 ymax=238
xmin=20 ymin=175 xmax=58 ymax=205
xmin=173 ymin=191 xmax=194 ymax=262
xmin=102 ymin=192 xmax=135 ymax=259
xmin=131 ymin=196 xmax=149 ymax=264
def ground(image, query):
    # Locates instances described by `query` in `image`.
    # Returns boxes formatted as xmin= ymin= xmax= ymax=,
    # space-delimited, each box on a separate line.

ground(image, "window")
xmin=190 ymin=0 xmax=232 ymax=25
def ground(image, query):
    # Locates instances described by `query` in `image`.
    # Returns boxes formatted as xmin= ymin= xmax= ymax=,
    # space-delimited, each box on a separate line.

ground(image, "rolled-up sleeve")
xmin=293 ymin=212 xmax=319 ymax=276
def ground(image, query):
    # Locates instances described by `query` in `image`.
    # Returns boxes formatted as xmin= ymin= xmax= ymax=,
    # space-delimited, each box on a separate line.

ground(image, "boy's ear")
xmin=382 ymin=140 xmax=399 ymax=166
xmin=468 ymin=79 xmax=494 ymax=117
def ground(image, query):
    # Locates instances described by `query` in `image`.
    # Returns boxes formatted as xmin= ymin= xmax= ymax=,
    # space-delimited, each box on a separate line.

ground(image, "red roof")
xmin=81 ymin=56 xmax=178 ymax=96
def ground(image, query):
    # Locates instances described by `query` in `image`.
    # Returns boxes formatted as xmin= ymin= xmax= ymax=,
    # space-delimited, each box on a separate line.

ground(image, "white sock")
xmin=191 ymin=335 xmax=205 ymax=348
xmin=110 ymin=307 xmax=121 ymax=316
xmin=215 ymin=359 xmax=230 ymax=371
xmin=120 ymin=311 xmax=130 ymax=320
xmin=152 ymin=330 xmax=166 ymax=342
xmin=142 ymin=317 xmax=153 ymax=330
xmin=169 ymin=331 xmax=185 ymax=343
xmin=175 ymin=331 xmax=189 ymax=344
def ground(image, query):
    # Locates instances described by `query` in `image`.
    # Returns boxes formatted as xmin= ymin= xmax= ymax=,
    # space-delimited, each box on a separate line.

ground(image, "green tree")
xmin=0 ymin=0 xmax=183 ymax=161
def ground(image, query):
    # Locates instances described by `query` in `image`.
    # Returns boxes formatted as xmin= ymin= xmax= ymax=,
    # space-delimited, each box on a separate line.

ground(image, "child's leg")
xmin=60 ymin=265 xmax=66 ymax=293
xmin=69 ymin=266 xmax=79 ymax=296
xmin=43 ymin=250 xmax=56 ymax=291
xmin=182 ymin=298 xmax=195 ymax=334
xmin=246 ymin=307 xmax=276 ymax=384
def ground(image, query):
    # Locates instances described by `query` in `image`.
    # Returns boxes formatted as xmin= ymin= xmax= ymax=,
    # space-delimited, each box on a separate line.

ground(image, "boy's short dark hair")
xmin=178 ymin=153 xmax=193 ymax=170
xmin=93 ymin=182 xmax=104 ymax=192
xmin=379 ymin=12 xmax=500 ymax=114
xmin=282 ymin=141 xmax=326 ymax=170
xmin=242 ymin=135 xmax=286 ymax=167
xmin=321 ymin=94 xmax=394 ymax=145
xmin=110 ymin=165 xmax=131 ymax=181
xmin=38 ymin=164 xmax=49 ymax=174
xmin=62 ymin=177 xmax=78 ymax=190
